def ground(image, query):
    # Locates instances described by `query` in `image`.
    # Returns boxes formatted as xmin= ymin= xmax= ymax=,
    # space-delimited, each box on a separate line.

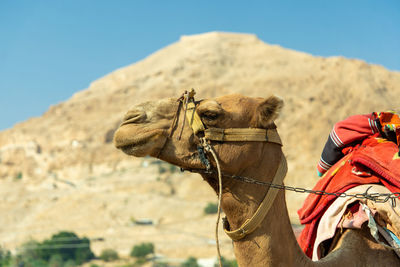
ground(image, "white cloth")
xmin=312 ymin=184 xmax=400 ymax=260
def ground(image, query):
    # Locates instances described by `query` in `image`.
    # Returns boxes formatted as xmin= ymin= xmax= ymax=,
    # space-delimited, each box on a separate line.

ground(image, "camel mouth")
xmin=116 ymin=136 xmax=162 ymax=157
xmin=114 ymin=134 xmax=149 ymax=150
xmin=119 ymin=143 xmax=146 ymax=156
xmin=114 ymin=126 xmax=166 ymax=157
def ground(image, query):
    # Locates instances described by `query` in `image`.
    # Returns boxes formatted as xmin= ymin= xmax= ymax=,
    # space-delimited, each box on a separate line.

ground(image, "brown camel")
xmin=113 ymin=92 xmax=399 ymax=266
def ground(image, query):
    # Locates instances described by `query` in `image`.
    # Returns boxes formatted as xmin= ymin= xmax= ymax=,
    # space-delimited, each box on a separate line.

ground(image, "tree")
xmin=48 ymin=254 xmax=63 ymax=267
xmin=41 ymin=231 xmax=94 ymax=264
xmin=215 ymin=256 xmax=238 ymax=267
xmin=99 ymin=248 xmax=119 ymax=262
xmin=130 ymin=242 xmax=154 ymax=258
xmin=204 ymin=202 xmax=218 ymax=214
xmin=180 ymin=257 xmax=199 ymax=267
xmin=16 ymin=231 xmax=94 ymax=266
xmin=0 ymin=247 xmax=11 ymax=267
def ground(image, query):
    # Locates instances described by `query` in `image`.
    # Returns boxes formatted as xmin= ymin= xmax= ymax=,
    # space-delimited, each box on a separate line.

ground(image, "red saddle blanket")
xmin=297 ymin=136 xmax=400 ymax=258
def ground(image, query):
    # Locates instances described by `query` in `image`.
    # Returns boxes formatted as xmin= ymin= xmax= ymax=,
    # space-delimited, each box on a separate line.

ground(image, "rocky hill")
xmin=1 ymin=32 xmax=399 ymax=262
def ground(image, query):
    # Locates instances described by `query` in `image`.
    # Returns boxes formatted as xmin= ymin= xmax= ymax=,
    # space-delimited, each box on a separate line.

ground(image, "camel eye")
xmin=196 ymin=100 xmax=223 ymax=124
xmin=201 ymin=112 xmax=219 ymax=121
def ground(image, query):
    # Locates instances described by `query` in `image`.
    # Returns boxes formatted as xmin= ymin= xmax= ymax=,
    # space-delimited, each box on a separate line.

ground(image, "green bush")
xmin=153 ymin=262 xmax=170 ymax=267
xmin=154 ymin=161 xmax=178 ymax=174
xmin=49 ymin=254 xmax=63 ymax=267
xmin=0 ymin=247 xmax=11 ymax=267
xmin=22 ymin=258 xmax=48 ymax=267
xmin=41 ymin=231 xmax=94 ymax=264
xmin=12 ymin=252 xmax=47 ymax=267
xmin=204 ymin=202 xmax=218 ymax=214
xmin=133 ymin=257 xmax=147 ymax=266
xmin=18 ymin=240 xmax=43 ymax=263
xmin=215 ymin=256 xmax=238 ymax=267
xmin=64 ymin=259 xmax=77 ymax=267
xmin=130 ymin=242 xmax=154 ymax=258
xmin=14 ymin=172 xmax=23 ymax=180
xmin=15 ymin=231 xmax=94 ymax=266
xmin=99 ymin=248 xmax=119 ymax=262
xmin=180 ymin=257 xmax=199 ymax=267
xmin=168 ymin=164 xmax=178 ymax=173
xmin=158 ymin=165 xmax=167 ymax=174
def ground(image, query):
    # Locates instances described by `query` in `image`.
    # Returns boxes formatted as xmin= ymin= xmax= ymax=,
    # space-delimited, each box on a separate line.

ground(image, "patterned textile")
xmin=317 ymin=114 xmax=379 ymax=177
xmin=374 ymin=111 xmax=400 ymax=150
xmin=317 ymin=112 xmax=400 ymax=177
xmin=299 ymin=136 xmax=400 ymax=258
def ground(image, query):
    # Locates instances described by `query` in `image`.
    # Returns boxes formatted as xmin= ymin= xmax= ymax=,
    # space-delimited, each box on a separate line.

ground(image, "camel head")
xmin=114 ymin=91 xmax=287 ymax=248
xmin=114 ymin=91 xmax=284 ymax=184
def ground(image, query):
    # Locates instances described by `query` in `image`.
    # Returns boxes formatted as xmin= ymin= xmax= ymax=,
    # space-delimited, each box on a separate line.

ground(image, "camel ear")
xmin=256 ymin=95 xmax=284 ymax=128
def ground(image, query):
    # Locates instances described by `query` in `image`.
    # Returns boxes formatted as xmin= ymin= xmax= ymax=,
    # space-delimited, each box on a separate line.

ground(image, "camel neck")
xmin=230 ymin=190 xmax=312 ymax=266
xmin=219 ymin=146 xmax=313 ymax=266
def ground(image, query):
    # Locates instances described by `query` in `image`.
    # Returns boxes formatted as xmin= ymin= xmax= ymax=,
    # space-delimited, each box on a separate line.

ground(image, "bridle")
xmin=164 ymin=89 xmax=288 ymax=242
xmin=158 ymin=89 xmax=287 ymax=266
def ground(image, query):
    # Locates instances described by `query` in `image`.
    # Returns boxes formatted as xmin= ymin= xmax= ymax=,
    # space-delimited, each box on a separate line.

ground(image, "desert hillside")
xmin=1 ymin=32 xmax=399 ymax=262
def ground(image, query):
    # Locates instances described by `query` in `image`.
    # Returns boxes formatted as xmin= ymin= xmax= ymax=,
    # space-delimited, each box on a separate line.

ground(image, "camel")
xmin=113 ymin=92 xmax=399 ymax=266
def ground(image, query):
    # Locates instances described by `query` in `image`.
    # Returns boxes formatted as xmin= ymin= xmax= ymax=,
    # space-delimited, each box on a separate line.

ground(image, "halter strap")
xmin=185 ymin=94 xmax=282 ymax=145
xmin=204 ymin=128 xmax=282 ymax=144
xmin=224 ymin=154 xmax=287 ymax=241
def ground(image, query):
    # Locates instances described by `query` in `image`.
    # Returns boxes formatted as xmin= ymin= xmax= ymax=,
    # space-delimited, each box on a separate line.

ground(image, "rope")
xmin=178 ymin=92 xmax=190 ymax=140
xmin=202 ymin=138 xmax=223 ymax=267
xmin=169 ymin=100 xmax=182 ymax=138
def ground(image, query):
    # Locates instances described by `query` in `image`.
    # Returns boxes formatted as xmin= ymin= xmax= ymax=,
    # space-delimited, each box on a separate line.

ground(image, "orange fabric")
xmin=377 ymin=112 xmax=400 ymax=127
xmin=298 ymin=136 xmax=400 ymax=258
xmin=375 ymin=111 xmax=400 ymax=146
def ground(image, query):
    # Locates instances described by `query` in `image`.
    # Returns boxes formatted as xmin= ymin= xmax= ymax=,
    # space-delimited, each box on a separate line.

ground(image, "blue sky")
xmin=0 ymin=0 xmax=399 ymax=130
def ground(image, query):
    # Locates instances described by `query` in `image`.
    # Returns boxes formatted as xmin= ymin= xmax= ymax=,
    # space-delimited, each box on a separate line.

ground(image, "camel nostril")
xmin=121 ymin=110 xmax=147 ymax=125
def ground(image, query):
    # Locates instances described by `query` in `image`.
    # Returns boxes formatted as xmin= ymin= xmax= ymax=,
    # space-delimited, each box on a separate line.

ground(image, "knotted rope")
xmin=201 ymin=137 xmax=223 ymax=267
